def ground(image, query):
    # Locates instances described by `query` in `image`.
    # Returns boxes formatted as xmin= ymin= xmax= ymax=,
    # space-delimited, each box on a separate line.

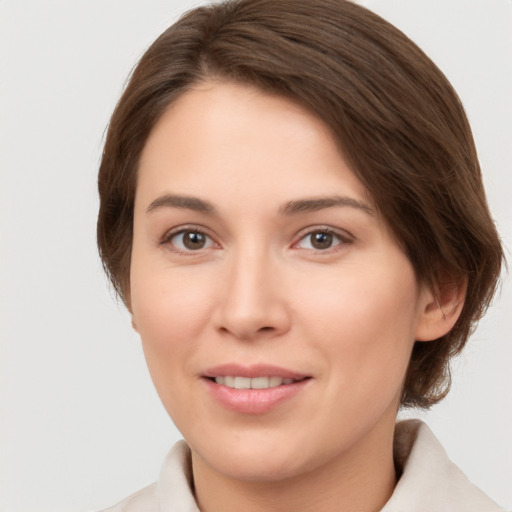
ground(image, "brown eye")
xmin=296 ymin=229 xmax=348 ymax=251
xmin=169 ymin=230 xmax=213 ymax=251
xmin=183 ymin=231 xmax=206 ymax=249
xmin=310 ymin=232 xmax=333 ymax=249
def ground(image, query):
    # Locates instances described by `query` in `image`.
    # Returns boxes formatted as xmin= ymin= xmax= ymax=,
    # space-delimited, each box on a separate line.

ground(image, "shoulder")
xmin=98 ymin=482 xmax=159 ymax=512
xmin=382 ymin=420 xmax=506 ymax=512
xmin=97 ymin=440 xmax=198 ymax=512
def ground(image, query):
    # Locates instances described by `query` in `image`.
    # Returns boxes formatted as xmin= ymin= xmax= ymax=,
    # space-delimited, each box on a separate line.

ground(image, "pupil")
xmin=312 ymin=232 xmax=332 ymax=249
xmin=184 ymin=231 xmax=205 ymax=250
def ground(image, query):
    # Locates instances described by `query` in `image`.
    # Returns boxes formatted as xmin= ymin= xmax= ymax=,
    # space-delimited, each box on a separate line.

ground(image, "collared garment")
xmin=100 ymin=420 xmax=505 ymax=512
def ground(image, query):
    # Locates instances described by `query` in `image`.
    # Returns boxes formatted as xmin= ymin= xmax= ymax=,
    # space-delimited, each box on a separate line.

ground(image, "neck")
xmin=191 ymin=420 xmax=397 ymax=512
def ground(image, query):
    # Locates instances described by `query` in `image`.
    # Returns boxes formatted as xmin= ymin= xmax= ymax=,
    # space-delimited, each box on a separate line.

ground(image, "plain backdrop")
xmin=1 ymin=1 xmax=511 ymax=511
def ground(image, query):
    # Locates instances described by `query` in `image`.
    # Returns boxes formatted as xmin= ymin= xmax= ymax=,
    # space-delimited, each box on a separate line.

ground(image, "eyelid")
xmin=291 ymin=225 xmax=354 ymax=251
xmin=160 ymin=224 xmax=220 ymax=253
xmin=159 ymin=224 xmax=353 ymax=254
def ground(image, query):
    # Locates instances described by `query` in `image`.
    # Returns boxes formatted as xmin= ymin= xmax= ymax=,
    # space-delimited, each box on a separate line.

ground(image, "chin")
xmin=190 ymin=430 xmax=313 ymax=483
xmin=205 ymin=453 xmax=307 ymax=483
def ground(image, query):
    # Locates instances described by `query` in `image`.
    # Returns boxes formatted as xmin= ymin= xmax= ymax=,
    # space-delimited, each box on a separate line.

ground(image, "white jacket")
xmin=100 ymin=420 xmax=505 ymax=511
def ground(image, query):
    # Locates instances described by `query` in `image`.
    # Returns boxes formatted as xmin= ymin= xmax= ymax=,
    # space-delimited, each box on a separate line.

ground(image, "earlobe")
xmin=415 ymin=277 xmax=467 ymax=342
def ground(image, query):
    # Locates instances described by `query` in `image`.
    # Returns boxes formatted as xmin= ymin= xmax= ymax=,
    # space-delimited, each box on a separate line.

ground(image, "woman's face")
xmin=130 ymin=81 xmax=433 ymax=482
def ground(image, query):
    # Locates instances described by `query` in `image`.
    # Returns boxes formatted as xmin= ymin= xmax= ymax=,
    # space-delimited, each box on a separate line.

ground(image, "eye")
xmin=295 ymin=229 xmax=349 ymax=251
xmin=166 ymin=229 xmax=215 ymax=252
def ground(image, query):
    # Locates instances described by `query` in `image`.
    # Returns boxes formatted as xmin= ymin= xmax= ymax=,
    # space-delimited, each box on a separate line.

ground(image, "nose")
xmin=212 ymin=247 xmax=291 ymax=341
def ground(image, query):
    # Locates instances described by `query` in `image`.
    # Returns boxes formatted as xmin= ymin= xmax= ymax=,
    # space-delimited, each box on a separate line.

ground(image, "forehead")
xmin=136 ymin=80 xmax=373 ymax=213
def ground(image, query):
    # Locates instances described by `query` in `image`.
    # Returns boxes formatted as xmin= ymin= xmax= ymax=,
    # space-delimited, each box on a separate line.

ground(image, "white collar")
xmin=380 ymin=420 xmax=503 ymax=511
xmin=110 ymin=420 xmax=504 ymax=511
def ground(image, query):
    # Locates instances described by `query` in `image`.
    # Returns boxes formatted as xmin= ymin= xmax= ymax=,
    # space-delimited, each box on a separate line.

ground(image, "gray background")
xmin=1 ymin=0 xmax=511 ymax=510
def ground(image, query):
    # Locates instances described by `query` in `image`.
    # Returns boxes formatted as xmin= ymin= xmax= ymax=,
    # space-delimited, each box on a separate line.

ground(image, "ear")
xmin=415 ymin=276 xmax=467 ymax=342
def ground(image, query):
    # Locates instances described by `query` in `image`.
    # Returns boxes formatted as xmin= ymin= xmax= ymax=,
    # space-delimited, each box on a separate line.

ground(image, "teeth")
xmin=214 ymin=376 xmax=298 ymax=389
xmin=251 ymin=377 xmax=270 ymax=389
xmin=234 ymin=376 xmax=251 ymax=389
xmin=269 ymin=376 xmax=282 ymax=387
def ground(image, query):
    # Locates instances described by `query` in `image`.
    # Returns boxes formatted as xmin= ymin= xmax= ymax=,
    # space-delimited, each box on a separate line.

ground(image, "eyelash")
xmin=160 ymin=225 xmax=353 ymax=255
xmin=161 ymin=225 xmax=217 ymax=255
xmin=292 ymin=227 xmax=352 ymax=253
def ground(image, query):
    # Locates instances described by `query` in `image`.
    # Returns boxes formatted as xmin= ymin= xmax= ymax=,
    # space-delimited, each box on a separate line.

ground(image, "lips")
xmin=203 ymin=363 xmax=308 ymax=380
xmin=202 ymin=364 xmax=311 ymax=414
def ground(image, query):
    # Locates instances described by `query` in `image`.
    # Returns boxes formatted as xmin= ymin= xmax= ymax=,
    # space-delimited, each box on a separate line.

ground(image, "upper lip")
xmin=202 ymin=363 xmax=309 ymax=380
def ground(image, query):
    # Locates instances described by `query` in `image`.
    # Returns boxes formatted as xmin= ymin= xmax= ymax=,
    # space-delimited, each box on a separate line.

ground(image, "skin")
xmin=130 ymin=81 xmax=462 ymax=512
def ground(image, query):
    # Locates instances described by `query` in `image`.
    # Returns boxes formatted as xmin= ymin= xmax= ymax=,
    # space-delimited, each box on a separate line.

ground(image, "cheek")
xmin=131 ymin=261 xmax=214 ymax=343
xmin=129 ymin=264 xmax=216 ymax=401
xmin=297 ymin=261 xmax=420 ymax=396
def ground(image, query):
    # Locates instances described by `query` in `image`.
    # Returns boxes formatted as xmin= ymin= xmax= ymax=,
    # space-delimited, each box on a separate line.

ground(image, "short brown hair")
xmin=97 ymin=0 xmax=504 ymax=408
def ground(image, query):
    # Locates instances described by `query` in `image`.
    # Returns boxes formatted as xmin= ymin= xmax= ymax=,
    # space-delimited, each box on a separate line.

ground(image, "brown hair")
xmin=97 ymin=0 xmax=504 ymax=408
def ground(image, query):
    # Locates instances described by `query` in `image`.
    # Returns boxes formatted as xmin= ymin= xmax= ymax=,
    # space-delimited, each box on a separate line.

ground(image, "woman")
xmin=97 ymin=0 xmax=505 ymax=510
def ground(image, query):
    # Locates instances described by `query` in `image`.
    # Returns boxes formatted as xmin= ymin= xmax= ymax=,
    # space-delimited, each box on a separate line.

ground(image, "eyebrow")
xmin=146 ymin=193 xmax=374 ymax=216
xmin=147 ymin=194 xmax=219 ymax=215
xmin=279 ymin=196 xmax=374 ymax=216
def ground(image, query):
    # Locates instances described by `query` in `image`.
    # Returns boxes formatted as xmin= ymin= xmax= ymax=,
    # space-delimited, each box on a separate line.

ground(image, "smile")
xmin=213 ymin=376 xmax=298 ymax=389
xmin=203 ymin=367 xmax=311 ymax=414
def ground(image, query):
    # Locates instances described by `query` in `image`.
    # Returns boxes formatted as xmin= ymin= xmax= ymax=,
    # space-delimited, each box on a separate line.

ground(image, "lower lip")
xmin=203 ymin=378 xmax=310 ymax=414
